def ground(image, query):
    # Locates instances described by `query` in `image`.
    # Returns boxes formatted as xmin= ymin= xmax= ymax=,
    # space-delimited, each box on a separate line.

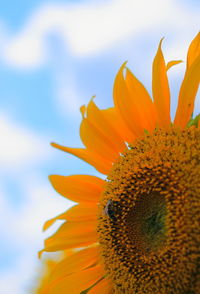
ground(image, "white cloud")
xmin=0 ymin=113 xmax=49 ymax=171
xmin=0 ymin=174 xmax=72 ymax=294
xmin=12 ymin=175 xmax=73 ymax=243
xmin=0 ymin=255 xmax=33 ymax=294
xmin=1 ymin=0 xmax=199 ymax=68
xmin=54 ymin=72 xmax=84 ymax=117
xmin=1 ymin=0 xmax=199 ymax=118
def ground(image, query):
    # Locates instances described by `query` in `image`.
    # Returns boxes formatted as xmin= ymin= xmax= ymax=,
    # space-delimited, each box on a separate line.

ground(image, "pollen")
xmin=98 ymin=126 xmax=200 ymax=294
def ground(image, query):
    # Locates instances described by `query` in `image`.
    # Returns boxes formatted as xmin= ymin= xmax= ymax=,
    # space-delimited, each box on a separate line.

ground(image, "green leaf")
xmin=187 ymin=113 xmax=200 ymax=127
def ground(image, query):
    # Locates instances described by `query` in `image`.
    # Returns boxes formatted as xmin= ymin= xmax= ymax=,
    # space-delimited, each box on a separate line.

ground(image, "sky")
xmin=0 ymin=0 xmax=199 ymax=293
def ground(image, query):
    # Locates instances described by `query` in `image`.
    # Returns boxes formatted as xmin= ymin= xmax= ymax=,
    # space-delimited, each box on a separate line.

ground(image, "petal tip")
xmin=38 ymin=249 xmax=44 ymax=259
xmin=48 ymin=174 xmax=54 ymax=182
xmin=51 ymin=142 xmax=58 ymax=148
xmin=159 ymin=37 xmax=165 ymax=48
xmin=80 ymin=105 xmax=86 ymax=117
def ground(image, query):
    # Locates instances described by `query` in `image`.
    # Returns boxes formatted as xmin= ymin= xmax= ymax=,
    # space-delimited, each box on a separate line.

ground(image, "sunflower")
xmin=41 ymin=33 xmax=200 ymax=294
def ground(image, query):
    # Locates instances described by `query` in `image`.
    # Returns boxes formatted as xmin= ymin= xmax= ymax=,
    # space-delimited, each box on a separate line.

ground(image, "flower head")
xmin=41 ymin=32 xmax=200 ymax=294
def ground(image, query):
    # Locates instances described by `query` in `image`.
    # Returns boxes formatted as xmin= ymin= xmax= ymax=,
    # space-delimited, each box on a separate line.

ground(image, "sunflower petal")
xmin=187 ymin=31 xmax=200 ymax=69
xmin=51 ymin=142 xmax=112 ymax=175
xmin=46 ymin=264 xmax=105 ymax=294
xmin=125 ymin=68 xmax=157 ymax=132
xmin=49 ymin=174 xmax=104 ymax=203
xmin=102 ymin=107 xmax=135 ymax=143
xmin=43 ymin=204 xmax=97 ymax=231
xmin=152 ymin=39 xmax=171 ymax=127
xmin=63 ymin=203 xmax=97 ymax=221
xmin=49 ymin=246 xmax=100 ymax=284
xmin=113 ymin=63 xmax=143 ymax=137
xmin=166 ymin=60 xmax=182 ymax=71
xmin=86 ymin=99 xmax=126 ymax=152
xmin=80 ymin=117 xmax=120 ymax=162
xmin=174 ymin=33 xmax=200 ymax=127
xmin=44 ymin=232 xmax=96 ymax=252
xmin=44 ymin=220 xmax=97 ymax=252
xmin=174 ymin=54 xmax=200 ymax=128
xmin=88 ymin=277 xmax=113 ymax=294
xmin=43 ymin=211 xmax=68 ymax=231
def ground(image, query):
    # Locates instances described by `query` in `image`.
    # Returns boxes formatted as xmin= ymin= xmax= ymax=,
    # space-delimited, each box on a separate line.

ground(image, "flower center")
xmin=98 ymin=127 xmax=200 ymax=294
xmin=126 ymin=192 xmax=167 ymax=253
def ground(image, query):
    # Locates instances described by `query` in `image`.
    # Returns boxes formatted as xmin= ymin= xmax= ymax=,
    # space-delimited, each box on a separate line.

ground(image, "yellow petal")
xmin=152 ymin=39 xmax=171 ymax=127
xmin=88 ymin=277 xmax=113 ymax=294
xmin=51 ymin=219 xmax=97 ymax=237
xmin=166 ymin=60 xmax=182 ymax=71
xmin=34 ymin=259 xmax=58 ymax=294
xmin=51 ymin=142 xmax=112 ymax=175
xmin=80 ymin=117 xmax=120 ymax=162
xmin=86 ymin=99 xmax=126 ymax=152
xmin=63 ymin=203 xmax=98 ymax=221
xmin=44 ymin=220 xmax=97 ymax=252
xmin=174 ymin=54 xmax=200 ymax=128
xmin=125 ymin=68 xmax=157 ymax=132
xmin=113 ymin=63 xmax=142 ymax=137
xmin=80 ymin=104 xmax=86 ymax=116
xmin=49 ymin=246 xmax=100 ymax=284
xmin=49 ymin=174 xmax=104 ymax=203
xmin=43 ymin=211 xmax=69 ymax=231
xmin=46 ymin=264 xmax=105 ymax=294
xmin=102 ymin=107 xmax=135 ymax=143
xmin=43 ymin=204 xmax=98 ymax=231
xmin=187 ymin=31 xmax=200 ymax=69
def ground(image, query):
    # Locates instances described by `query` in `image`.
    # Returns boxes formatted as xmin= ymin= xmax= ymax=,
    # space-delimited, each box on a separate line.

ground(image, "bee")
xmin=104 ymin=200 xmax=119 ymax=221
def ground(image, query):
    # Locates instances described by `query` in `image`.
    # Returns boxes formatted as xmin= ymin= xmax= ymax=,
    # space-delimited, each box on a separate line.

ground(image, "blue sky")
xmin=0 ymin=0 xmax=199 ymax=293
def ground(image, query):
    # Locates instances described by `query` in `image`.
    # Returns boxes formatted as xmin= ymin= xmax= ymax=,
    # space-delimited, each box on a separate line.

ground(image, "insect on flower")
xmin=104 ymin=200 xmax=120 ymax=221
